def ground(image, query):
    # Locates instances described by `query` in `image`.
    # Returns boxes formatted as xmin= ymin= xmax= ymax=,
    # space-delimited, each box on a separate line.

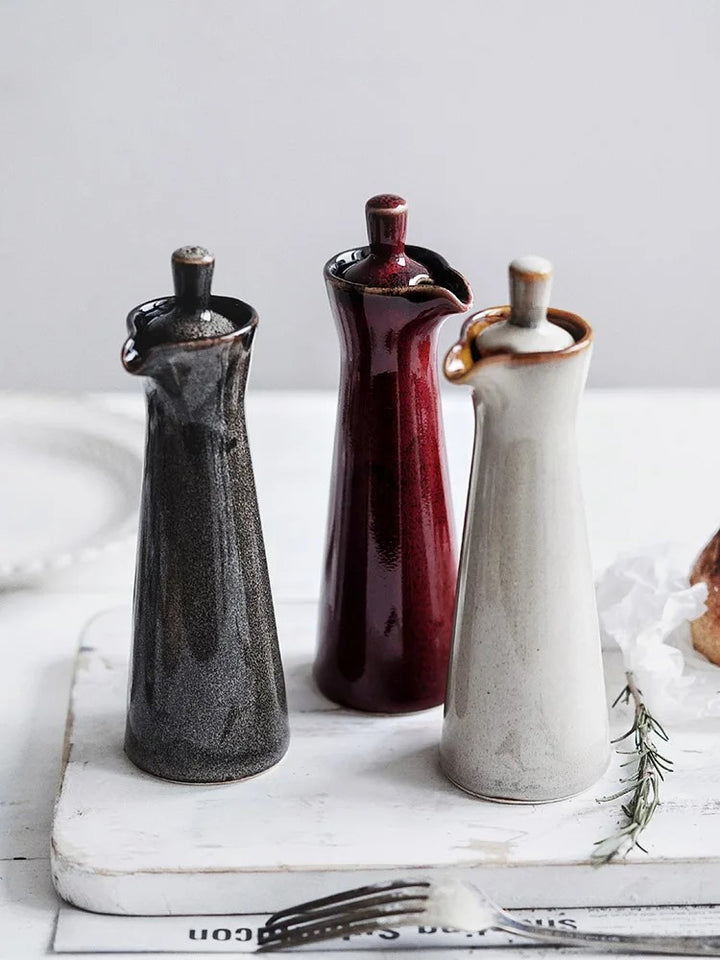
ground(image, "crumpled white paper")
xmin=596 ymin=546 xmax=720 ymax=720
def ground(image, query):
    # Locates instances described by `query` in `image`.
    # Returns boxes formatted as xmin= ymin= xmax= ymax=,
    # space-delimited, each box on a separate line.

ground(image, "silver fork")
xmin=257 ymin=876 xmax=720 ymax=954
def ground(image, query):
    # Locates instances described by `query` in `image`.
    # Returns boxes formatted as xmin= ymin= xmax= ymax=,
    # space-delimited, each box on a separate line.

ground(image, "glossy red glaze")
xmin=343 ymin=194 xmax=430 ymax=288
xmin=314 ymin=231 xmax=472 ymax=713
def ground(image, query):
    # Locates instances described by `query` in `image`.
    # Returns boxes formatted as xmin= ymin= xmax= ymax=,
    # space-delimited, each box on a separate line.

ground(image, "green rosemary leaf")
xmin=649 ymin=717 xmax=671 ymax=741
xmin=597 ymin=781 xmax=640 ymax=803
xmin=592 ymin=670 xmax=670 ymax=866
xmin=652 ymin=756 xmax=674 ymax=773
xmin=611 ymin=726 xmax=637 ymax=744
xmin=612 ymin=685 xmax=631 ymax=709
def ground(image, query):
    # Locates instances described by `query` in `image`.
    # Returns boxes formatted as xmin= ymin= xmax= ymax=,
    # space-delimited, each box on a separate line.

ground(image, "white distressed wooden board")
xmin=52 ymin=606 xmax=720 ymax=917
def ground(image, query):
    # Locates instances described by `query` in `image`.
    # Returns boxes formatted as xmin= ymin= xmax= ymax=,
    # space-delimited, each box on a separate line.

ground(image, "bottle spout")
xmin=121 ymin=335 xmax=145 ymax=375
xmin=445 ymin=257 xmax=591 ymax=387
xmin=444 ymin=313 xmax=497 ymax=385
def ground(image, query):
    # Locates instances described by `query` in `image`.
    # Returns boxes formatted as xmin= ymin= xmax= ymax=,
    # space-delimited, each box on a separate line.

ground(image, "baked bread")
xmin=690 ymin=528 xmax=720 ymax=666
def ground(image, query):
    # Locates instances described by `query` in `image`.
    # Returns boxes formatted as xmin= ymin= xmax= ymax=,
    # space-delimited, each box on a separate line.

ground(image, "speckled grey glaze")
xmin=121 ymin=248 xmax=289 ymax=783
xmin=440 ymin=267 xmax=609 ymax=803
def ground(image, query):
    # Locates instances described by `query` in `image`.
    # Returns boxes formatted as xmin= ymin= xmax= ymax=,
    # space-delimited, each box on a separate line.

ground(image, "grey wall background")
xmin=0 ymin=0 xmax=718 ymax=392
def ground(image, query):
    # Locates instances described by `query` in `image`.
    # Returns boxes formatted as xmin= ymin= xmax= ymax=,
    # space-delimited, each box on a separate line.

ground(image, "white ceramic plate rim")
xmin=0 ymin=393 xmax=143 ymax=586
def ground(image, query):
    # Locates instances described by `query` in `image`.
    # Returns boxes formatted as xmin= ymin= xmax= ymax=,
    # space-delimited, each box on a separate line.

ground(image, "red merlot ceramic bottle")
xmin=314 ymin=195 xmax=472 ymax=713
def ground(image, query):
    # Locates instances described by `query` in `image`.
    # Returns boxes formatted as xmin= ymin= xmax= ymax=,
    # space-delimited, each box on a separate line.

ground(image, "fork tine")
xmin=265 ymin=878 xmax=430 ymax=927
xmin=264 ymin=894 xmax=429 ymax=940
xmin=266 ymin=890 xmax=429 ymax=932
xmin=258 ymin=907 xmax=427 ymax=952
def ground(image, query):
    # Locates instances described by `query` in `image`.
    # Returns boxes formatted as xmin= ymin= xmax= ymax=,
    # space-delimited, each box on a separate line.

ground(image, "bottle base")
xmin=441 ymin=753 xmax=611 ymax=805
xmin=124 ymin=729 xmax=290 ymax=785
xmin=313 ymin=668 xmax=445 ymax=715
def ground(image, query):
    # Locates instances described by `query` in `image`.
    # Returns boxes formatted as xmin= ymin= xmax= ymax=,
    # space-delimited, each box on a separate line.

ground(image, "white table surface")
xmin=3 ymin=388 xmax=720 ymax=958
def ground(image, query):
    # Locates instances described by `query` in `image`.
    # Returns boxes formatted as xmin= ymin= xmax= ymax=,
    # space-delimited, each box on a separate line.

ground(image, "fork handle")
xmin=497 ymin=914 xmax=720 ymax=956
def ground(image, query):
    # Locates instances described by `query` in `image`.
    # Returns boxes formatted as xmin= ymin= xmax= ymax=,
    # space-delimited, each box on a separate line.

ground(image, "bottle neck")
xmin=343 ymin=194 xmax=432 ymax=288
xmin=345 ymin=250 xmax=430 ymax=288
xmin=172 ymin=251 xmax=213 ymax=312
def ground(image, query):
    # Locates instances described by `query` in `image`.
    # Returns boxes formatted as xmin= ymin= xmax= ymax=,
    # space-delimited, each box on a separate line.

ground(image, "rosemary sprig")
xmin=592 ymin=670 xmax=672 ymax=864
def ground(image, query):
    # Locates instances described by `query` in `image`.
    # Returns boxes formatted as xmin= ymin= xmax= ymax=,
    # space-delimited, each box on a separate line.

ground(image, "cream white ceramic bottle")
xmin=440 ymin=257 xmax=610 ymax=802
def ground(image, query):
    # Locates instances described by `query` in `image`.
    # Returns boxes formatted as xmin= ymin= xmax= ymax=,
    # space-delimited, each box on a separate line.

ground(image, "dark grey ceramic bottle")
xmin=122 ymin=246 xmax=289 ymax=783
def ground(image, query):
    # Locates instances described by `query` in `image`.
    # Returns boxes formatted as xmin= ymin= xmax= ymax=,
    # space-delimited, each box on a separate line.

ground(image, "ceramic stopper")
xmin=476 ymin=256 xmax=575 ymax=354
xmin=366 ymin=194 xmax=408 ymax=254
xmin=131 ymin=245 xmax=237 ymax=350
xmin=509 ymin=255 xmax=553 ymax=328
xmin=343 ymin=194 xmax=431 ymax=287
xmin=171 ymin=246 xmax=215 ymax=310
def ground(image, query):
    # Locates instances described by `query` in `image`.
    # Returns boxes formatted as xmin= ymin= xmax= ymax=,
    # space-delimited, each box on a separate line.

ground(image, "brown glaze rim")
xmin=122 ymin=295 xmax=258 ymax=373
xmin=444 ymin=306 xmax=593 ymax=385
xmin=324 ymin=245 xmax=472 ymax=311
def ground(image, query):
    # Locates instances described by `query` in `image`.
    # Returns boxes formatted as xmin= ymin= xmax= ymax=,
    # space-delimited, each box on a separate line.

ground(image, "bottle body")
xmin=314 ymin=249 xmax=470 ymax=713
xmin=441 ymin=309 xmax=609 ymax=801
xmin=125 ymin=330 xmax=289 ymax=783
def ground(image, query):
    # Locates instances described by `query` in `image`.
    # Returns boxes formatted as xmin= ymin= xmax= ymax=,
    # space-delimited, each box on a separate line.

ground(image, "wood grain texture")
xmin=52 ymin=606 xmax=720 ymax=916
